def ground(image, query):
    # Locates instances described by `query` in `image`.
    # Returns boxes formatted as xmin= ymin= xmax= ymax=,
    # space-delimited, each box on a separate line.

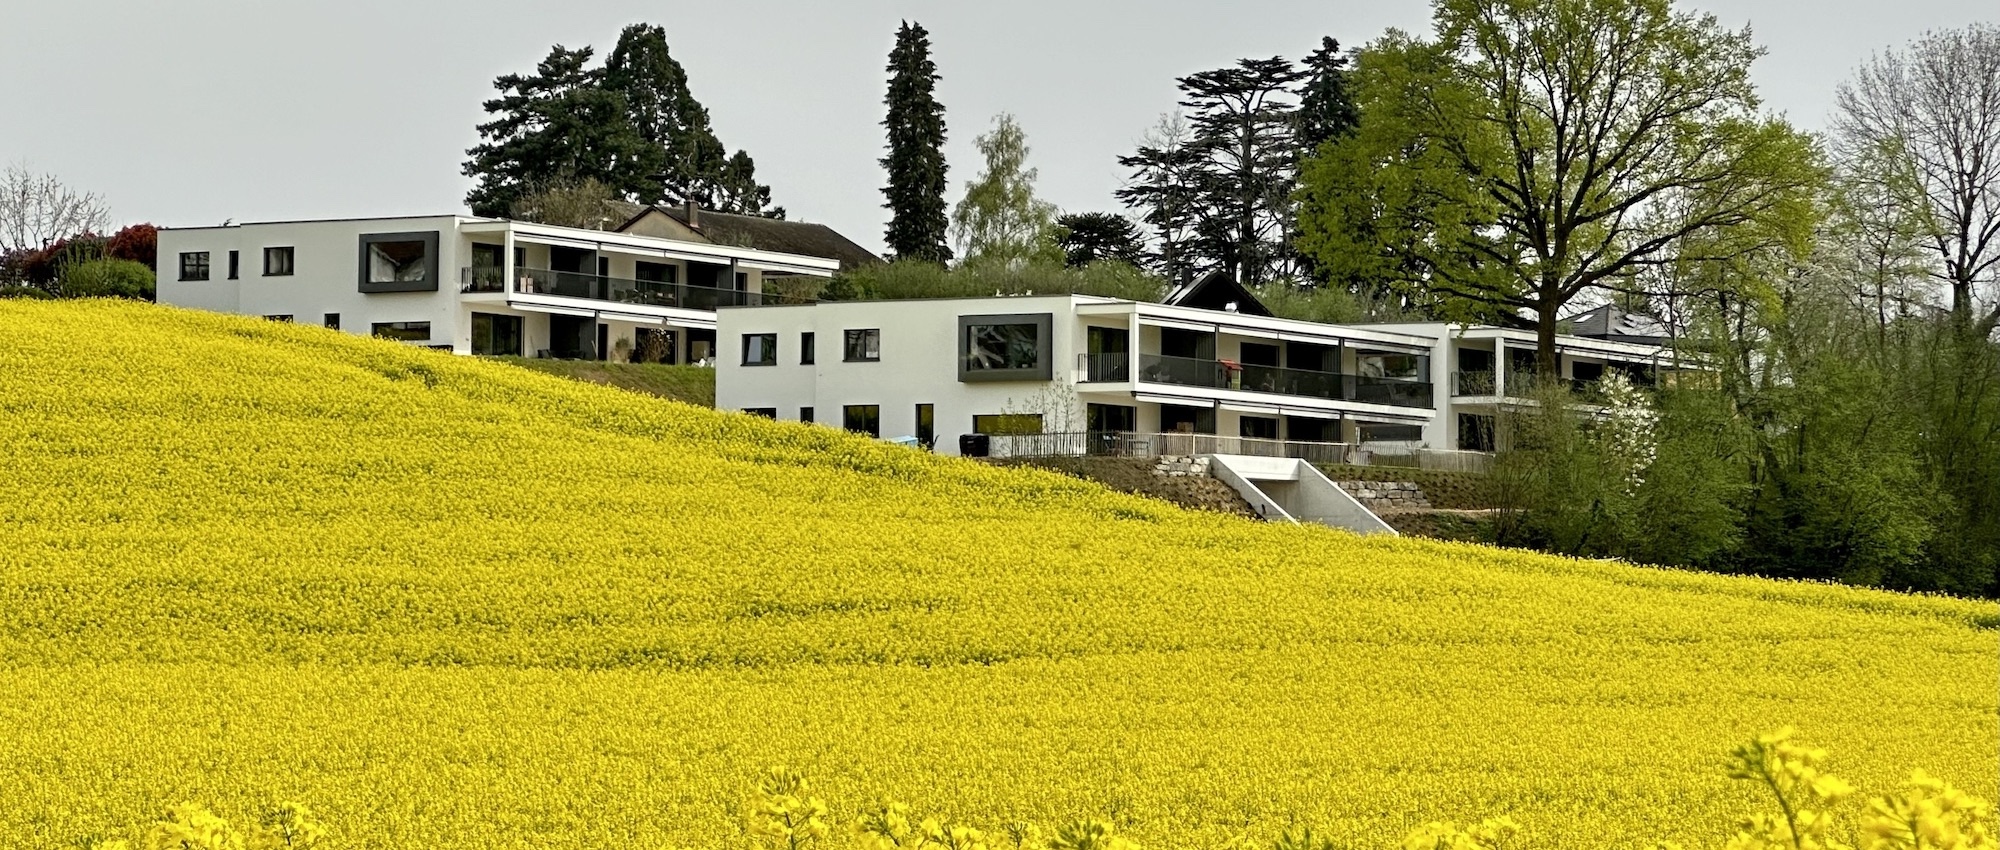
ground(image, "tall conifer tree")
xmin=881 ymin=21 xmax=951 ymax=263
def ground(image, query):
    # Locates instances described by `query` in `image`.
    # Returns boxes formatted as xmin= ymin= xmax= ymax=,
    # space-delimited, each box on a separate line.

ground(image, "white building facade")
xmin=156 ymin=215 xmax=838 ymax=362
xmin=716 ymin=295 xmax=1675 ymax=463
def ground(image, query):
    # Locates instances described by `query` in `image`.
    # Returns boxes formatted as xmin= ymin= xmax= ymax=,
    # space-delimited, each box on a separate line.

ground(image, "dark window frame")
xmin=741 ymin=333 xmax=778 ymax=366
xmin=972 ymin=413 xmax=1044 ymax=436
xmin=323 ymin=313 xmax=340 ymax=330
xmin=227 ymin=250 xmax=239 ymax=280
xmin=177 ymin=251 xmax=210 ymax=281
xmin=957 ymin=313 xmax=1054 ymax=382
xmin=356 ymin=231 xmax=441 ymax=293
xmin=800 ymin=331 xmax=816 ymax=365
xmin=262 ymin=314 xmax=294 ymax=323
xmin=743 ymin=408 xmax=778 ymax=419
xmin=263 ymin=246 xmax=295 ymax=277
xmin=843 ymin=328 xmax=881 ymax=362
xmin=800 ymin=406 xmax=814 ymax=424
xmin=371 ymin=321 xmax=432 ymax=342
xmin=842 ymin=404 xmax=881 ymax=437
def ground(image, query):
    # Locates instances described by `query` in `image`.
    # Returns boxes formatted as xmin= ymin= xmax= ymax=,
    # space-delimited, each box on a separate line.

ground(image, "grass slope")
xmin=481 ymin=356 xmax=716 ymax=406
xmin=0 ymin=300 xmax=1992 ymax=849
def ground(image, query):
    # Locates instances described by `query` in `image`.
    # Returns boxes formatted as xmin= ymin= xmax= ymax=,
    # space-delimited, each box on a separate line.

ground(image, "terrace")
xmin=1080 ymin=351 xmax=1434 ymax=409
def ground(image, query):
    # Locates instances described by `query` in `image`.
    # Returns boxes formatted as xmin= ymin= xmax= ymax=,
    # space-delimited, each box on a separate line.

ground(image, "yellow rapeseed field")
xmin=0 ymin=299 xmax=1992 ymax=849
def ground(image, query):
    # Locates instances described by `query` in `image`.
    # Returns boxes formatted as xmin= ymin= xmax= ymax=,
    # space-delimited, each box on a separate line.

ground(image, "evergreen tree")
xmin=1117 ymin=111 xmax=1204 ymax=286
xmin=1179 ymin=57 xmax=1308 ymax=287
xmin=604 ymin=24 xmax=778 ymax=217
xmin=881 ymin=21 xmax=952 ymax=263
xmin=1055 ymin=213 xmax=1146 ymax=268
xmin=1295 ymin=37 xmax=1359 ymax=153
xmin=463 ymin=46 xmax=642 ymax=218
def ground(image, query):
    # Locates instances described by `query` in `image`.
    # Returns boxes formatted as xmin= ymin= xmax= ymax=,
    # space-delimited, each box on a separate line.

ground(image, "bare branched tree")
xmin=1836 ymin=23 xmax=2000 ymax=339
xmin=0 ymin=165 xmax=110 ymax=255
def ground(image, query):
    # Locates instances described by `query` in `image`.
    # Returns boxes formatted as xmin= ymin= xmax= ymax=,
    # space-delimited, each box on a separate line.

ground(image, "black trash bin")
xmin=958 ymin=433 xmax=990 ymax=458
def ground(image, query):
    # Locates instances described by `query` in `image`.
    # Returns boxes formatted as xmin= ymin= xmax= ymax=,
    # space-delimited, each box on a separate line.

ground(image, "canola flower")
xmin=0 ymin=300 xmax=1993 ymax=850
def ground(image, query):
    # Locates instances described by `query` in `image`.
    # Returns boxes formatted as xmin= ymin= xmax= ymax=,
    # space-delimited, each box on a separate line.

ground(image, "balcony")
xmin=468 ymin=267 xmax=813 ymax=309
xmin=1451 ymin=370 xmax=1601 ymax=399
xmin=1129 ymin=353 xmax=1433 ymax=409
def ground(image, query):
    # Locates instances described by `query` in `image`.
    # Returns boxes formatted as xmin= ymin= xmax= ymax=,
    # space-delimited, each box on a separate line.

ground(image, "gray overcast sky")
xmin=3 ymin=1 xmax=1993 ymax=255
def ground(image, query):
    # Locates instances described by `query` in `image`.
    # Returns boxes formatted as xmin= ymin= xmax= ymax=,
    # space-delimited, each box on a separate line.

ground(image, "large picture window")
xmin=742 ymin=333 xmax=778 ymax=366
xmin=842 ymin=404 xmax=880 ymax=437
xmin=371 ymin=321 xmax=431 ymax=342
xmin=471 ymin=312 xmax=522 ymax=356
xmin=357 ymin=231 xmax=440 ymax=292
xmin=843 ymin=328 xmax=880 ymax=362
xmin=972 ymin=414 xmax=1043 ymax=436
xmin=957 ymin=313 xmax=1053 ymax=382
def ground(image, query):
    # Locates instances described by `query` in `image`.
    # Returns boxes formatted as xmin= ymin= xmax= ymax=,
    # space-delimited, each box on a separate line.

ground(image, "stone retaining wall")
xmin=1153 ymin=455 xmax=1212 ymax=477
xmin=1334 ymin=480 xmax=1432 ymax=510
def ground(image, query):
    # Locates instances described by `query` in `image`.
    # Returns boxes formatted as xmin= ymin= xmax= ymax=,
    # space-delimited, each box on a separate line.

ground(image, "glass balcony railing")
xmin=1135 ymin=354 xmax=1433 ymax=409
xmin=478 ymin=267 xmax=814 ymax=309
xmin=1451 ymin=370 xmax=1601 ymax=398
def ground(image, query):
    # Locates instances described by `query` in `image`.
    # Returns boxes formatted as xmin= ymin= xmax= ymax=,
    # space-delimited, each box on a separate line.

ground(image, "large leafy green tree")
xmin=881 ymin=21 xmax=951 ymax=263
xmin=952 ymin=114 xmax=1058 ymax=266
xmin=1297 ymin=0 xmax=1821 ymax=372
xmin=463 ymin=46 xmax=642 ymax=218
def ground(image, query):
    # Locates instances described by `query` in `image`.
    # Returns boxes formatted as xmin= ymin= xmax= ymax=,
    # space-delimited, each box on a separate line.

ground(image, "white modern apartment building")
xmin=156 ymin=214 xmax=841 ymax=362
xmin=715 ymin=294 xmax=1675 ymax=462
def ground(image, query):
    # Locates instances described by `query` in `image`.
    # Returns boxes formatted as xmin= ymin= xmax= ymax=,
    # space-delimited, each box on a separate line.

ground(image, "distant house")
xmin=610 ymin=201 xmax=883 ymax=273
xmin=1162 ymin=270 xmax=1274 ymax=317
xmin=1564 ymin=303 xmax=1671 ymax=347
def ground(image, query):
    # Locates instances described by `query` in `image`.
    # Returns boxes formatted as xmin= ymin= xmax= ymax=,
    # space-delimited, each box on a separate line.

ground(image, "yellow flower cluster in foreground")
xmin=0 ymin=301 xmax=1994 ymax=849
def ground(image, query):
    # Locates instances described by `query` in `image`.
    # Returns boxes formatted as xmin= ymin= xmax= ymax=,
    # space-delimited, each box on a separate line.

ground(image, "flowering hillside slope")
xmin=0 ymin=300 xmax=1992 ymax=849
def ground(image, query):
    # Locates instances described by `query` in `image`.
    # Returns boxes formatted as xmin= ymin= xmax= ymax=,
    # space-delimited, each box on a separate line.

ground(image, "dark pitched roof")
xmin=611 ymin=203 xmax=883 ymax=272
xmin=1162 ymin=271 xmax=1273 ymax=316
xmin=1566 ymin=303 xmax=1669 ymax=343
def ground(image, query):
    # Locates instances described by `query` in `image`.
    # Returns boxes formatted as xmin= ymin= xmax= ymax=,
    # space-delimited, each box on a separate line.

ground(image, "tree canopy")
xmin=1296 ymin=0 xmax=1822 ymax=371
xmin=464 ymin=25 xmax=779 ymax=220
xmin=952 ymin=114 xmax=1059 ymax=266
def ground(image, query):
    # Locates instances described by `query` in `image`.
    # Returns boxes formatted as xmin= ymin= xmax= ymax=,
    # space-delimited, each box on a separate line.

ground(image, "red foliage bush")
xmin=106 ymin=223 xmax=157 ymax=269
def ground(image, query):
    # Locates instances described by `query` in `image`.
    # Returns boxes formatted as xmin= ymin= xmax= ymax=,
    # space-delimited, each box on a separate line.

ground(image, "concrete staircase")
xmin=1203 ymin=454 xmax=1398 ymax=536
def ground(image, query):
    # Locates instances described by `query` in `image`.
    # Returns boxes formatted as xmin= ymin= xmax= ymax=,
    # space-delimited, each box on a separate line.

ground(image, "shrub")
xmin=59 ymin=257 xmax=155 ymax=300
xmin=106 ymin=223 xmax=158 ymax=269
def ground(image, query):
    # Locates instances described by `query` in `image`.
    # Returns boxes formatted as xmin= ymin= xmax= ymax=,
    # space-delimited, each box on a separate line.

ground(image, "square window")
xmin=842 ymin=404 xmax=880 ymax=437
xmin=263 ymin=246 xmax=295 ymax=276
xmin=371 ymin=321 xmax=431 ymax=342
xmin=741 ymin=333 xmax=778 ymax=366
xmin=843 ymin=328 xmax=880 ymax=362
xmin=178 ymin=252 xmax=210 ymax=281
xmin=800 ymin=406 xmax=814 ymax=423
xmin=800 ymin=331 xmax=815 ymax=365
xmin=323 ymin=313 xmax=340 ymax=330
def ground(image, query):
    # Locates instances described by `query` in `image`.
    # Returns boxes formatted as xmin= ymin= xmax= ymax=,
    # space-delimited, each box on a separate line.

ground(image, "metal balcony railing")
xmin=985 ymin=431 xmax=1357 ymax=464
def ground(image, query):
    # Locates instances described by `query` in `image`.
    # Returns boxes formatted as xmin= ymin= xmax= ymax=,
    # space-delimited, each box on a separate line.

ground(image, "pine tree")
xmin=1296 ymin=37 xmax=1359 ymax=154
xmin=1178 ymin=57 xmax=1309 ymax=287
xmin=463 ymin=46 xmax=642 ymax=218
xmin=881 ymin=21 xmax=952 ymax=264
xmin=604 ymin=24 xmax=778 ymax=217
xmin=1055 ymin=213 xmax=1147 ymax=268
xmin=1117 ymin=112 xmax=1203 ymax=286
